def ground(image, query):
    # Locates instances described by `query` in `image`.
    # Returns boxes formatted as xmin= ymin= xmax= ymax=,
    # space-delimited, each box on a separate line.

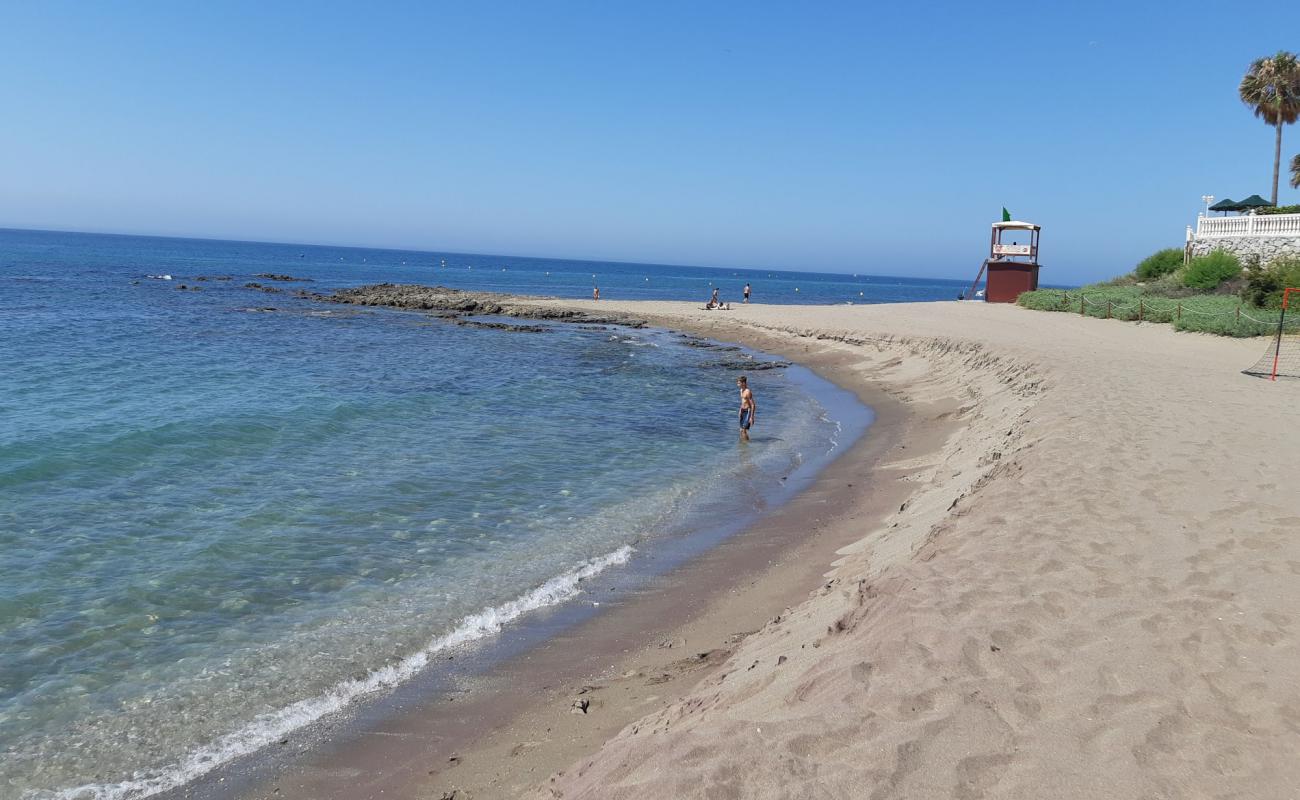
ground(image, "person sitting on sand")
xmin=737 ymin=375 xmax=756 ymax=442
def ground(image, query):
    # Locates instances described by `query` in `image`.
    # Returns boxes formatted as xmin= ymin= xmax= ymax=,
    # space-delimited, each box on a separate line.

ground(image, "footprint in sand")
xmin=850 ymin=661 xmax=873 ymax=692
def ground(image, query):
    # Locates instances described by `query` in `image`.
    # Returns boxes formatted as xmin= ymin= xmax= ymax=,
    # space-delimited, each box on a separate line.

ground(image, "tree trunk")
xmin=1273 ymin=120 xmax=1283 ymax=205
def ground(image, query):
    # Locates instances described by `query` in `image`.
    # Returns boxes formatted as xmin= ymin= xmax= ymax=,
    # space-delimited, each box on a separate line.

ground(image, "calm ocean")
xmin=0 ymin=229 xmax=958 ymax=799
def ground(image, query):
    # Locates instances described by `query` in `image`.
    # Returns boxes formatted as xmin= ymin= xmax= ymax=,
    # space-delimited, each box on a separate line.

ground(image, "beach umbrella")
xmin=1208 ymin=198 xmax=1241 ymax=214
xmin=1238 ymin=194 xmax=1274 ymax=210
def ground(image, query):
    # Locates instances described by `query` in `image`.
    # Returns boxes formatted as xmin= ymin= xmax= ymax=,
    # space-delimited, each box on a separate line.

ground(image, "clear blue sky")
xmin=2 ymin=1 xmax=1299 ymax=284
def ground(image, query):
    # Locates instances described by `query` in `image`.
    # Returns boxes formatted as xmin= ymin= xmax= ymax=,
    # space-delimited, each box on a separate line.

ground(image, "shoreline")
xmin=178 ymin=307 xmax=911 ymax=800
xmin=218 ymin=292 xmax=1043 ymax=799
xmin=193 ymin=293 xmax=1300 ymax=799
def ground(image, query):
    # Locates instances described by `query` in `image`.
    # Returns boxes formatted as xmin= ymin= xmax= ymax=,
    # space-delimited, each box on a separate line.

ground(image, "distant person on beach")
xmin=743 ymin=283 xmax=751 ymax=303
xmin=711 ymin=287 xmax=720 ymax=306
xmin=737 ymin=375 xmax=756 ymax=442
xmin=593 ymin=286 xmax=600 ymax=301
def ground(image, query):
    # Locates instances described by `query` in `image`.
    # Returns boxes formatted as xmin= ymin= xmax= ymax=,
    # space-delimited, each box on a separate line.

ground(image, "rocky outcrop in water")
xmin=309 ymin=284 xmax=648 ymax=329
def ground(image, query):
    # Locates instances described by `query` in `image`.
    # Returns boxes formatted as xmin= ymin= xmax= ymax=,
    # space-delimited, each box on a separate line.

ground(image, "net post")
xmin=1272 ymin=289 xmax=1294 ymax=381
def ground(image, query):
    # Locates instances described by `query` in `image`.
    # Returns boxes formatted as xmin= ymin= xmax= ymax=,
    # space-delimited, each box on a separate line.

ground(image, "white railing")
xmin=1196 ymin=212 xmax=1300 ymax=238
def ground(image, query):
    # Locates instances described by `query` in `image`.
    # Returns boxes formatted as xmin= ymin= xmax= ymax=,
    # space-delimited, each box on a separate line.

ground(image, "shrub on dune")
xmin=1183 ymin=250 xmax=1242 ymax=289
xmin=1134 ymin=248 xmax=1185 ymax=281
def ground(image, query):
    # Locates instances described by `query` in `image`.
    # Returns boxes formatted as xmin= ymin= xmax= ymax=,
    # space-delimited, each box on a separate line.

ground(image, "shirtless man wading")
xmin=737 ymin=375 xmax=756 ymax=442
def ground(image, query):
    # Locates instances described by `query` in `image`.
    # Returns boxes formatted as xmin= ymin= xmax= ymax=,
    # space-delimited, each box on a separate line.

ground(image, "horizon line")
xmin=0 ymin=224 xmax=972 ymax=284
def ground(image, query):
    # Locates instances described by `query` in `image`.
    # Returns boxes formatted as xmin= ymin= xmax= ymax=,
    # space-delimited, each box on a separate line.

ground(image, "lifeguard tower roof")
xmin=991 ymin=220 xmax=1040 ymax=231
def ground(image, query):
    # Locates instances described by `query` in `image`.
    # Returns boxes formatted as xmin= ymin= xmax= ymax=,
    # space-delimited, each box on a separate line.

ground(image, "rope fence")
xmin=1043 ymin=292 xmax=1300 ymax=336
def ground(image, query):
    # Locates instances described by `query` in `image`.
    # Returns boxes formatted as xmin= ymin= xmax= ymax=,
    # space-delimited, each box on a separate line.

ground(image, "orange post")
xmin=1271 ymin=288 xmax=1295 ymax=381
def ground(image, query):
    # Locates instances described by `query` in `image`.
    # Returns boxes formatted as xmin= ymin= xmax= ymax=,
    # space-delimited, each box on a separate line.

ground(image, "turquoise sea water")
xmin=0 ymin=229 xmax=944 ymax=799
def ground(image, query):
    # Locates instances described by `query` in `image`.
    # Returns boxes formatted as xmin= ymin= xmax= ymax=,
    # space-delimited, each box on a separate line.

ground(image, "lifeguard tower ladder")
xmin=966 ymin=220 xmax=1042 ymax=303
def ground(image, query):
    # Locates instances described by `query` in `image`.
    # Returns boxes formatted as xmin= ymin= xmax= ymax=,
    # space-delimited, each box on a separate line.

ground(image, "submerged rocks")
xmin=678 ymin=336 xmax=741 ymax=352
xmin=703 ymin=359 xmax=789 ymax=371
xmin=450 ymin=318 xmax=550 ymax=334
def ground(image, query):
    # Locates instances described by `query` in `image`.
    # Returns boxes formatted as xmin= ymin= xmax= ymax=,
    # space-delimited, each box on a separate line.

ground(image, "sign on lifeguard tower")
xmin=967 ymin=217 xmax=1042 ymax=303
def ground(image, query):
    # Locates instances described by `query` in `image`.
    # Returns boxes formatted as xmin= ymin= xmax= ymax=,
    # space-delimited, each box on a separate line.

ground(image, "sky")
xmin=2 ymin=1 xmax=1299 ymax=284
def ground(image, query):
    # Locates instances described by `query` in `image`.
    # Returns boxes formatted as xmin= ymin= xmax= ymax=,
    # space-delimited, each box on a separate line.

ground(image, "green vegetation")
xmin=1257 ymin=202 xmax=1300 ymax=214
xmin=1017 ymin=286 xmax=1286 ymax=337
xmin=1015 ymin=247 xmax=1296 ymax=338
xmin=1133 ymin=248 xmax=1184 ymax=280
xmin=1240 ymin=256 xmax=1300 ymax=308
xmin=1183 ymin=250 xmax=1242 ymax=289
xmin=1238 ymin=50 xmax=1300 ymax=204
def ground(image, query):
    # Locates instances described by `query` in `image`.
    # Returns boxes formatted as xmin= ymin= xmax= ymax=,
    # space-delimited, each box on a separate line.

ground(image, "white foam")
xmin=45 ymin=546 xmax=634 ymax=800
xmin=825 ymin=416 xmax=844 ymax=455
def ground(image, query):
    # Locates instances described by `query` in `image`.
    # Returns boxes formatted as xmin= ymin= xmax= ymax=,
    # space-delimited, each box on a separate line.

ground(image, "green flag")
xmin=1002 ymin=207 xmax=1012 ymax=222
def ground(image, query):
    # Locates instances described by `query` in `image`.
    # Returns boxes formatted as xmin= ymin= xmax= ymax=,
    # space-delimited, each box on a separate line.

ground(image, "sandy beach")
xmin=432 ymin=298 xmax=1299 ymax=799
xmin=240 ymin=297 xmax=1300 ymax=800
xmin=13 ymin=10 xmax=1299 ymax=800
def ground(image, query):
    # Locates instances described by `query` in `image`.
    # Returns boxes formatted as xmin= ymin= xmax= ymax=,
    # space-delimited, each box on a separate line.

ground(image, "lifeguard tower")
xmin=967 ymin=220 xmax=1042 ymax=303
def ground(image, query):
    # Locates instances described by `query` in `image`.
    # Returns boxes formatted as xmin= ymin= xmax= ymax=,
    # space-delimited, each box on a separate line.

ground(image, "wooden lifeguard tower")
xmin=967 ymin=220 xmax=1042 ymax=303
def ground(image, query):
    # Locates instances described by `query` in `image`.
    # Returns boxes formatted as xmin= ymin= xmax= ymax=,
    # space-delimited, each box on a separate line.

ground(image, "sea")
xmin=0 ymin=228 xmax=966 ymax=799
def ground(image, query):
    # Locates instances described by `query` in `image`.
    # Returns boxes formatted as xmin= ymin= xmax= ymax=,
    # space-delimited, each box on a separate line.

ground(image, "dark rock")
xmin=704 ymin=359 xmax=789 ymax=371
xmin=450 ymin=319 xmax=550 ymax=334
xmin=254 ymin=273 xmax=313 ymax=282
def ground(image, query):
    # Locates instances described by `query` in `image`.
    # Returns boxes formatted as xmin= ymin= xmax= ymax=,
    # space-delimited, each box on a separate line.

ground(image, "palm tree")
xmin=1239 ymin=51 xmax=1300 ymax=204
xmin=1291 ymin=153 xmax=1300 ymax=190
